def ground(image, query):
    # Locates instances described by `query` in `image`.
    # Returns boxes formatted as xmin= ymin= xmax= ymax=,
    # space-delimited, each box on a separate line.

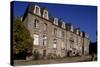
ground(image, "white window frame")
xmin=53 ymin=39 xmax=57 ymax=48
xmin=43 ymin=10 xmax=49 ymax=19
xmin=54 ymin=18 xmax=58 ymax=25
xmin=33 ymin=34 xmax=39 ymax=45
xmin=43 ymin=23 xmax=47 ymax=31
xmin=43 ymin=35 xmax=47 ymax=46
xmin=62 ymin=21 xmax=65 ymax=29
xmin=34 ymin=5 xmax=41 ymax=16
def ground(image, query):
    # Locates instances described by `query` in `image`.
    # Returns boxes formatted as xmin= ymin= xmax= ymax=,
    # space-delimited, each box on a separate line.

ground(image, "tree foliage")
xmin=13 ymin=19 xmax=33 ymax=55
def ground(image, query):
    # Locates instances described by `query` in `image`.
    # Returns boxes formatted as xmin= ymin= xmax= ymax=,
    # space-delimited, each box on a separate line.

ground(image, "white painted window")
xmin=71 ymin=25 xmax=74 ymax=32
xmin=54 ymin=18 xmax=58 ymax=25
xmin=76 ymin=29 xmax=79 ymax=35
xmin=34 ymin=5 xmax=41 ymax=16
xmin=43 ymin=35 xmax=47 ymax=46
xmin=33 ymin=34 xmax=39 ymax=45
xmin=62 ymin=21 xmax=65 ymax=29
xmin=53 ymin=39 xmax=57 ymax=48
xmin=43 ymin=10 xmax=49 ymax=19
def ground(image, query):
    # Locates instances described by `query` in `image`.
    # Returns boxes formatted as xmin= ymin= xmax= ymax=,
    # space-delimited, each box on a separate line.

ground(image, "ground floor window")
xmin=33 ymin=34 xmax=39 ymax=45
xmin=53 ymin=39 xmax=57 ymax=48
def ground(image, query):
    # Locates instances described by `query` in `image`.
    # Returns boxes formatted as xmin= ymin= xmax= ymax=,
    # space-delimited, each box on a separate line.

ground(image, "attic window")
xmin=34 ymin=5 xmax=41 ymax=16
xmin=36 ymin=7 xmax=39 ymax=14
xmin=71 ymin=25 xmax=74 ymax=32
xmin=43 ymin=10 xmax=49 ymax=19
xmin=54 ymin=18 xmax=58 ymax=25
xmin=62 ymin=22 xmax=65 ymax=29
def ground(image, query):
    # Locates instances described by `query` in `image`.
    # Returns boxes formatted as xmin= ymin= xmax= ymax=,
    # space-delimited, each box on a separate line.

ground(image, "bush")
xmin=33 ymin=50 xmax=40 ymax=60
xmin=47 ymin=53 xmax=57 ymax=59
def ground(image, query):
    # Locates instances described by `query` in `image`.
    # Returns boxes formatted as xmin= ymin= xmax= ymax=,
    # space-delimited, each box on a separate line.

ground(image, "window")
xmin=62 ymin=31 xmax=64 ymax=38
xmin=43 ymin=35 xmax=47 ymax=46
xmin=71 ymin=25 xmax=73 ymax=32
xmin=36 ymin=7 xmax=39 ymax=14
xmin=33 ymin=34 xmax=39 ymax=45
xmin=53 ymin=39 xmax=57 ymax=48
xmin=62 ymin=22 xmax=65 ymax=28
xmin=43 ymin=10 xmax=49 ymax=19
xmin=61 ymin=42 xmax=64 ymax=49
xmin=54 ymin=18 xmax=58 ymax=25
xmin=44 ymin=11 xmax=47 ymax=18
xmin=34 ymin=19 xmax=39 ymax=28
xmin=33 ymin=5 xmax=41 ymax=16
xmin=43 ymin=23 xmax=47 ymax=31
xmin=54 ymin=28 xmax=57 ymax=36
xmin=57 ymin=30 xmax=61 ymax=38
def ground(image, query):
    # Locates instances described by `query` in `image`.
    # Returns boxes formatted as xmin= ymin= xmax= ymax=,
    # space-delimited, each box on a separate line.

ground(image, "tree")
xmin=13 ymin=19 xmax=33 ymax=59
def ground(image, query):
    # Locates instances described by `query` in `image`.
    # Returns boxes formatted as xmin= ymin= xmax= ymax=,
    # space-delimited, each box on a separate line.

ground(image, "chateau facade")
xmin=22 ymin=4 xmax=90 ymax=58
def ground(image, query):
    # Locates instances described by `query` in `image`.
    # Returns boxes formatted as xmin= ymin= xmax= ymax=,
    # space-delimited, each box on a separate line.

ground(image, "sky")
xmin=12 ymin=1 xmax=97 ymax=42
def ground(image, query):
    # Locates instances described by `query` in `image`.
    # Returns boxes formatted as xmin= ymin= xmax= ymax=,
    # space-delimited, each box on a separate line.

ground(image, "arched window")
xmin=43 ymin=10 xmax=49 ymax=19
xmin=54 ymin=18 xmax=58 ymax=25
xmin=36 ymin=7 xmax=39 ymax=14
xmin=34 ymin=5 xmax=41 ymax=16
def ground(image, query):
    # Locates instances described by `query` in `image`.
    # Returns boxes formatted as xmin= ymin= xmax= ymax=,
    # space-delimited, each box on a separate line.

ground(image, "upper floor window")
xmin=43 ymin=23 xmax=47 ymax=31
xmin=62 ymin=31 xmax=64 ymax=38
xmin=71 ymin=25 xmax=74 ymax=32
xmin=34 ymin=19 xmax=39 ymax=29
xmin=54 ymin=28 xmax=57 ymax=36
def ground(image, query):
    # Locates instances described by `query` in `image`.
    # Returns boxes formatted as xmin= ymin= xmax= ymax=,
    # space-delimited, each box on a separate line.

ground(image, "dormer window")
xmin=62 ymin=21 xmax=65 ymax=29
xmin=71 ymin=25 xmax=74 ymax=32
xmin=85 ymin=33 xmax=88 ymax=38
xmin=54 ymin=18 xmax=58 ymax=25
xmin=80 ymin=32 xmax=83 ymax=36
xmin=76 ymin=28 xmax=80 ymax=35
xmin=43 ymin=10 xmax=49 ymax=20
xmin=34 ymin=5 xmax=41 ymax=16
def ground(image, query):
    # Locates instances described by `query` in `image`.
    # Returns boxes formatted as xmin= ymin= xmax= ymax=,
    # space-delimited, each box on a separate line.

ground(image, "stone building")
xmin=22 ymin=4 xmax=90 ymax=58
